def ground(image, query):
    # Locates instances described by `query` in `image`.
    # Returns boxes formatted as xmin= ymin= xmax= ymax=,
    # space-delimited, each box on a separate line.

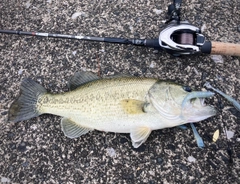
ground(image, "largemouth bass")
xmin=8 ymin=72 xmax=216 ymax=148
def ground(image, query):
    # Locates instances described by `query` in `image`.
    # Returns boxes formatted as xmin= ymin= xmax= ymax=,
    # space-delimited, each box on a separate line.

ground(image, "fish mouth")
xmin=181 ymin=91 xmax=217 ymax=122
xmin=181 ymin=91 xmax=215 ymax=108
xmin=200 ymin=98 xmax=205 ymax=106
xmin=199 ymin=97 xmax=210 ymax=107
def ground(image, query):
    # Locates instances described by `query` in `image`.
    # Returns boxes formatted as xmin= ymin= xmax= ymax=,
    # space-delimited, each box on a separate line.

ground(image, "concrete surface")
xmin=0 ymin=0 xmax=239 ymax=183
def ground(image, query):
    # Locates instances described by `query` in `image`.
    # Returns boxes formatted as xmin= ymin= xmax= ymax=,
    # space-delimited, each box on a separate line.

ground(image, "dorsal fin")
xmin=68 ymin=71 xmax=100 ymax=90
xmin=105 ymin=72 xmax=132 ymax=79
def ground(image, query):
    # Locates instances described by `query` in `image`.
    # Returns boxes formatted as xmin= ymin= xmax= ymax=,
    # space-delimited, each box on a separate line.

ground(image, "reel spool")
xmin=177 ymin=33 xmax=194 ymax=45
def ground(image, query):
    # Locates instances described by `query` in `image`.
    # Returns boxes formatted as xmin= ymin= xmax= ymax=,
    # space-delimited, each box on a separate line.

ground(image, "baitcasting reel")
xmin=158 ymin=0 xmax=211 ymax=56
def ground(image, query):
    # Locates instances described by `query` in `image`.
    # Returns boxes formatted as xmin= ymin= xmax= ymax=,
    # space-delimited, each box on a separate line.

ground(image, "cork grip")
xmin=211 ymin=41 xmax=240 ymax=56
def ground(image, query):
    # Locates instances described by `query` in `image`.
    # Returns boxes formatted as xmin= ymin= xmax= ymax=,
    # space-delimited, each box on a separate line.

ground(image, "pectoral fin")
xmin=61 ymin=118 xmax=93 ymax=138
xmin=130 ymin=127 xmax=151 ymax=148
xmin=120 ymin=99 xmax=145 ymax=114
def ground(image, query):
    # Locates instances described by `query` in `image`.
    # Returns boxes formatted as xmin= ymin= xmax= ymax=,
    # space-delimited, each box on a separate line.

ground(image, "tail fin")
xmin=8 ymin=78 xmax=47 ymax=123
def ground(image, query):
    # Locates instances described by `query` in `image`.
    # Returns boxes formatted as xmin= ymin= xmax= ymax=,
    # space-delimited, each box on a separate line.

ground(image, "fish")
xmin=8 ymin=71 xmax=217 ymax=148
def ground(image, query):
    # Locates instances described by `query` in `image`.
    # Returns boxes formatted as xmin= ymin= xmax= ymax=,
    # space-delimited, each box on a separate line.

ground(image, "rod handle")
xmin=211 ymin=41 xmax=240 ymax=57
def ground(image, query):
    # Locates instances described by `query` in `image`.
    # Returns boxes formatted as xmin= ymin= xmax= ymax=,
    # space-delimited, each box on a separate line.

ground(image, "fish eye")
xmin=183 ymin=86 xmax=192 ymax=92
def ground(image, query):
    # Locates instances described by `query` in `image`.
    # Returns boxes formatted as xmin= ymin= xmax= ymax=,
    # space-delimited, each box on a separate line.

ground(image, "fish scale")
xmin=40 ymin=77 xmax=156 ymax=116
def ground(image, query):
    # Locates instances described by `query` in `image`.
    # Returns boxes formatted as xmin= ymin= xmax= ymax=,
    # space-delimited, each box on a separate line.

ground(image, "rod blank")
xmin=0 ymin=29 xmax=142 ymax=45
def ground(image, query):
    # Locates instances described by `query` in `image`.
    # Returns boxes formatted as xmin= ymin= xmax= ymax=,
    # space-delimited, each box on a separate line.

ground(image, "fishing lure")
xmin=181 ymin=91 xmax=215 ymax=109
xmin=178 ymin=124 xmax=204 ymax=148
xmin=204 ymin=82 xmax=240 ymax=111
xmin=190 ymin=123 xmax=204 ymax=148
xmin=179 ymin=91 xmax=215 ymax=148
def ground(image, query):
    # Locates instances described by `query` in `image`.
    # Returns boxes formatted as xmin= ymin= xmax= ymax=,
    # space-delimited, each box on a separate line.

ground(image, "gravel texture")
xmin=0 ymin=0 xmax=240 ymax=183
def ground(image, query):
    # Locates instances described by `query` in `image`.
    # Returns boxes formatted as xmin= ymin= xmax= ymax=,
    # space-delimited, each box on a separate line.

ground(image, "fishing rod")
xmin=1 ymin=0 xmax=240 ymax=57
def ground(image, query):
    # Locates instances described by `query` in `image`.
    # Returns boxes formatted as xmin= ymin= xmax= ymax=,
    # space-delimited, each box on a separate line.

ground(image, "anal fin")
xmin=61 ymin=118 xmax=93 ymax=138
xmin=130 ymin=127 xmax=151 ymax=148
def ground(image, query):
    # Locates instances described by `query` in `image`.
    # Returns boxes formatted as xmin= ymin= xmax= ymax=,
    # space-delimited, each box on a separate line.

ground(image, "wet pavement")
xmin=0 ymin=0 xmax=240 ymax=183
